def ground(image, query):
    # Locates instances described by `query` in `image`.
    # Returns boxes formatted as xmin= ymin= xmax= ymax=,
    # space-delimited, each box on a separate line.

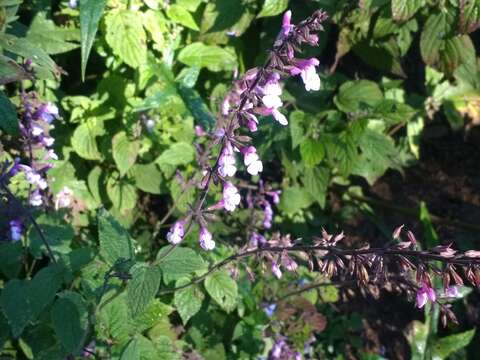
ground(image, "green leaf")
xmin=106 ymin=176 xmax=138 ymax=212
xmin=178 ymin=42 xmax=237 ymax=72
xmin=126 ymin=263 xmax=162 ymax=318
xmin=257 ymin=0 xmax=288 ymax=18
xmin=459 ymin=0 xmax=480 ymax=34
xmin=391 ymin=0 xmax=424 ymax=21
xmin=156 ymin=142 xmax=195 ymax=170
xmin=112 ymin=132 xmax=140 ymax=176
xmin=166 ymin=4 xmax=199 ymax=30
xmin=1 ymin=265 xmax=63 ymax=337
xmin=289 ymin=110 xmax=305 ymax=150
xmin=303 ymin=167 xmax=329 ymax=208
xmin=71 ymin=120 xmax=104 ymax=160
xmin=407 ymin=115 xmax=424 ymax=159
xmin=0 ymin=33 xmax=58 ymax=80
xmin=105 ymin=9 xmax=147 ymax=68
xmin=334 ymin=80 xmax=383 ymax=113
xmin=131 ymin=163 xmax=163 ymax=194
xmin=279 ymin=185 xmax=314 ymax=215
xmin=420 ymin=12 xmax=451 ymax=67
xmin=204 ymin=270 xmax=237 ymax=312
xmin=26 ymin=13 xmax=80 ymax=55
xmin=98 ymin=209 xmax=135 ymax=265
xmin=432 ymin=329 xmax=475 ymax=359
xmin=80 ymin=0 xmax=107 ymax=80
xmin=177 ymin=86 xmax=216 ymax=131
xmin=174 ymin=277 xmax=204 ymax=325
xmin=120 ymin=338 xmax=141 ymax=360
xmin=97 ymin=292 xmax=133 ymax=344
xmin=0 ymin=90 xmax=18 ymax=135
xmin=419 ymin=201 xmax=439 ymax=248
xmin=300 ymin=139 xmax=324 ymax=168
xmin=28 ymin=214 xmax=75 ymax=258
xmin=439 ymin=35 xmax=476 ymax=75
xmin=0 ymin=242 xmax=22 ymax=278
xmin=51 ymin=296 xmax=87 ymax=354
xmin=132 ymin=299 xmax=172 ymax=332
xmin=156 ymin=246 xmax=206 ymax=284
xmin=407 ymin=320 xmax=430 ymax=360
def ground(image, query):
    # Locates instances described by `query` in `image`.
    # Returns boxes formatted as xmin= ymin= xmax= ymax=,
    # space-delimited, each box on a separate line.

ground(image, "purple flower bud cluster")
xmin=166 ymin=10 xmax=327 ymax=251
xmin=9 ymin=93 xmax=60 ymax=207
xmin=269 ymin=336 xmax=302 ymax=360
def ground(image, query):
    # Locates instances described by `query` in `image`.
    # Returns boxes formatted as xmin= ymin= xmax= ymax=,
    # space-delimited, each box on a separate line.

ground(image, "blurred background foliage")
xmin=1 ymin=0 xmax=480 ymax=359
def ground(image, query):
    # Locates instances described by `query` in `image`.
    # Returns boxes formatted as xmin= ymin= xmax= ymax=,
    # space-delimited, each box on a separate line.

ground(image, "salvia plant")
xmin=0 ymin=0 xmax=480 ymax=359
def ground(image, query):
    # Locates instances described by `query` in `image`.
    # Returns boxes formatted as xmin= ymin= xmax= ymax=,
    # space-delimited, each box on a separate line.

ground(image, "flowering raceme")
xmin=165 ymin=9 xmax=327 ymax=252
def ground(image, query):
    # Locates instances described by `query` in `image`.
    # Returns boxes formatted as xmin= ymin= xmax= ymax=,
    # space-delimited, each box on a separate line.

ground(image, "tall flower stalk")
xmin=165 ymin=9 xmax=328 ymax=250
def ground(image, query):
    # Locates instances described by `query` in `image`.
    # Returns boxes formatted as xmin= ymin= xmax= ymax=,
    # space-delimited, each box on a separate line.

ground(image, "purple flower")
xmin=281 ymin=10 xmax=292 ymax=37
xmin=250 ymin=232 xmax=266 ymax=248
xmin=263 ymin=201 xmax=273 ymax=229
xmin=242 ymin=146 xmax=263 ymax=175
xmin=9 ymin=219 xmax=22 ymax=241
xmin=29 ymin=189 xmax=43 ymax=206
xmin=416 ymin=283 xmax=436 ymax=308
xmin=36 ymin=102 xmax=59 ymax=123
xmin=199 ymin=227 xmax=215 ymax=250
xmin=444 ymin=286 xmax=459 ymax=298
xmin=267 ymin=190 xmax=281 ymax=204
xmin=222 ymin=182 xmax=241 ymax=212
xmin=290 ymin=58 xmax=320 ymax=91
xmin=271 ymin=261 xmax=282 ymax=279
xmin=195 ymin=125 xmax=206 ymax=137
xmin=218 ymin=142 xmax=237 ymax=178
xmin=261 ymin=74 xmax=283 ymax=109
xmin=166 ymin=220 xmax=186 ymax=244
xmin=264 ymin=303 xmax=277 ymax=317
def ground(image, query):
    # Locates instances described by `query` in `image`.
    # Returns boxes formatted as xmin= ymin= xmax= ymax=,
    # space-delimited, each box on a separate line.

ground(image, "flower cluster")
xmin=268 ymin=336 xmax=301 ymax=360
xmin=166 ymin=10 xmax=327 ymax=251
xmin=9 ymin=93 xmax=59 ymax=207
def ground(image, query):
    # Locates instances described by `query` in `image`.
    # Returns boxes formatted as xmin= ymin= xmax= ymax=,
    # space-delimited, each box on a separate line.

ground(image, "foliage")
xmin=0 ymin=0 xmax=479 ymax=359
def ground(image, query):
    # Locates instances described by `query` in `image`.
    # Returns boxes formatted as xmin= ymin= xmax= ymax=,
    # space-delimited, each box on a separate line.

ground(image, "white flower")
xmin=223 ymin=182 xmax=241 ymax=212
xmin=218 ymin=142 xmax=237 ymax=177
xmin=30 ymin=191 xmax=43 ymax=206
xmin=55 ymin=186 xmax=74 ymax=209
xmin=166 ymin=221 xmax=185 ymax=245
xmin=290 ymin=58 xmax=321 ymax=92
xmin=243 ymin=146 xmax=263 ymax=175
xmin=199 ymin=227 xmax=215 ymax=250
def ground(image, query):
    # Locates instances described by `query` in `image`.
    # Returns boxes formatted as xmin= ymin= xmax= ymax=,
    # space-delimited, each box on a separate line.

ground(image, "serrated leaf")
xmin=0 ymin=33 xmax=58 ymax=80
xmin=439 ymin=35 xmax=475 ymax=75
xmin=334 ymin=80 xmax=383 ymax=113
xmin=105 ymin=9 xmax=147 ymax=68
xmin=0 ymin=265 xmax=63 ymax=338
xmin=71 ymin=120 xmax=104 ymax=160
xmin=132 ymin=299 xmax=172 ymax=332
xmin=156 ymin=246 xmax=206 ymax=284
xmin=166 ymin=4 xmax=199 ymax=30
xmin=106 ymin=176 xmax=138 ymax=212
xmin=420 ymin=12 xmax=452 ymax=67
xmin=131 ymin=163 xmax=163 ymax=194
xmin=97 ymin=292 xmax=133 ymax=344
xmin=432 ymin=329 xmax=475 ymax=359
xmin=28 ymin=214 xmax=74 ymax=258
xmin=391 ymin=0 xmax=424 ymax=21
xmin=258 ymin=0 xmax=288 ymax=18
xmin=177 ymin=86 xmax=216 ymax=131
xmin=26 ymin=13 xmax=80 ymax=55
xmin=98 ymin=209 xmax=135 ymax=265
xmin=303 ymin=167 xmax=329 ymax=208
xmin=174 ymin=277 xmax=203 ymax=325
xmin=459 ymin=0 xmax=480 ymax=34
xmin=156 ymin=142 xmax=195 ymax=170
xmin=178 ymin=42 xmax=237 ymax=72
xmin=279 ymin=185 xmax=314 ymax=215
xmin=204 ymin=270 xmax=237 ymax=312
xmin=51 ymin=296 xmax=87 ymax=354
xmin=112 ymin=132 xmax=140 ymax=176
xmin=300 ymin=139 xmax=324 ymax=167
xmin=126 ymin=264 xmax=162 ymax=318
xmin=289 ymin=110 xmax=305 ymax=150
xmin=0 ymin=90 xmax=18 ymax=135
xmin=80 ymin=0 xmax=107 ymax=80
